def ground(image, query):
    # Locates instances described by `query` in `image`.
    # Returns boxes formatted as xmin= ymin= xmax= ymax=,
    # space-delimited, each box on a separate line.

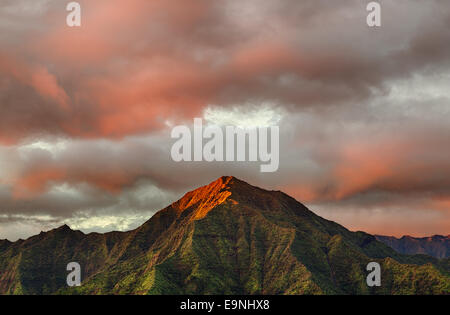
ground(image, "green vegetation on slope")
xmin=0 ymin=177 xmax=448 ymax=295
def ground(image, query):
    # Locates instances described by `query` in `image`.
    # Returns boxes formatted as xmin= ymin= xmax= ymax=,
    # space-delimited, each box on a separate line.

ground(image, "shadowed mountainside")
xmin=0 ymin=176 xmax=449 ymax=295
xmin=376 ymin=235 xmax=450 ymax=259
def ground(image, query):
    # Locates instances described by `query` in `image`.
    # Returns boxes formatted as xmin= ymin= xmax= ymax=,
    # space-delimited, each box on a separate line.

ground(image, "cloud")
xmin=0 ymin=0 xmax=449 ymax=142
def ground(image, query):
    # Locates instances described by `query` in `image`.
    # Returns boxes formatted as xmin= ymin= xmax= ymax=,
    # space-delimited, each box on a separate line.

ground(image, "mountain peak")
xmin=213 ymin=175 xmax=244 ymax=187
xmin=213 ymin=175 xmax=235 ymax=186
xmin=42 ymin=224 xmax=73 ymax=236
xmin=167 ymin=176 xmax=312 ymax=223
xmin=172 ymin=176 xmax=239 ymax=220
xmin=54 ymin=224 xmax=72 ymax=232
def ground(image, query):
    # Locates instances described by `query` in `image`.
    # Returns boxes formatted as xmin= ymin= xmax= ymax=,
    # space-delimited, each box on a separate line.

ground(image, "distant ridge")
xmin=376 ymin=235 xmax=450 ymax=259
xmin=0 ymin=176 xmax=449 ymax=295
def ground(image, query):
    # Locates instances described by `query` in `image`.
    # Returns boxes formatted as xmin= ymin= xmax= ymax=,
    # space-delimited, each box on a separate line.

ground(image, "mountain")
xmin=376 ymin=235 xmax=450 ymax=259
xmin=0 ymin=176 xmax=449 ymax=295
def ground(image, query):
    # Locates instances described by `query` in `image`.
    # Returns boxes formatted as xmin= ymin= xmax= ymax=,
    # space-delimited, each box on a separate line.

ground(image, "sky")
xmin=0 ymin=0 xmax=449 ymax=240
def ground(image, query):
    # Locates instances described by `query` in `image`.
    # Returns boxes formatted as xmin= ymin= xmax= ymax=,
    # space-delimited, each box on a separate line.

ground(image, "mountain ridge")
xmin=0 ymin=176 xmax=449 ymax=294
xmin=376 ymin=234 xmax=450 ymax=259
